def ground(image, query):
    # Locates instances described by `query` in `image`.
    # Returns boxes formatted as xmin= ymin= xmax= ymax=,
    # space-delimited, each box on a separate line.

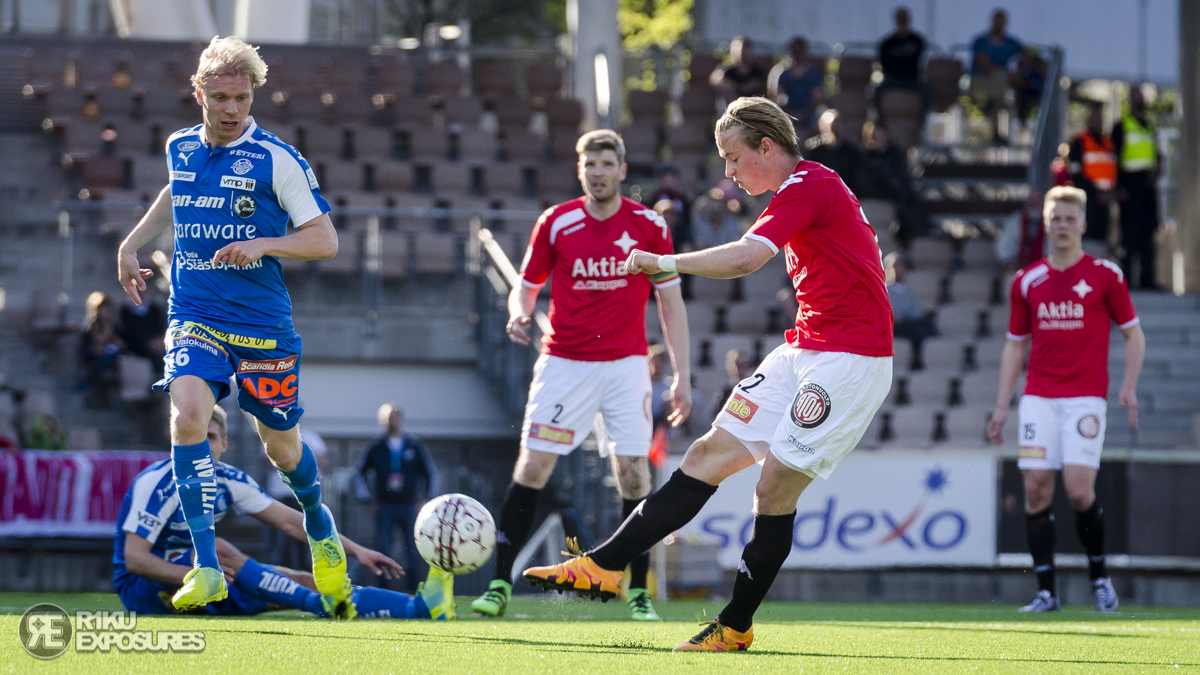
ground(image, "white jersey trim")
xmin=1118 ymin=317 xmax=1140 ymax=330
xmin=1020 ymin=264 xmax=1049 ymax=298
xmin=548 ymin=208 xmax=586 ymax=245
xmin=258 ymin=138 xmax=325 ymax=227
xmin=121 ymin=463 xmax=175 ymax=544
xmin=1006 ymin=331 xmax=1032 ymax=341
xmin=225 ymin=474 xmax=273 ymax=515
xmin=652 ymin=276 xmax=682 ymax=290
xmin=743 ymin=233 xmax=779 ymax=255
xmin=521 ymin=278 xmax=545 ymax=289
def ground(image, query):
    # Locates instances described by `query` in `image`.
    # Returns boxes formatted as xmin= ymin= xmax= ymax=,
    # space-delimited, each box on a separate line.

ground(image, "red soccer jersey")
xmin=1007 ymin=255 xmax=1139 ymax=398
xmin=744 ymin=160 xmax=894 ymax=357
xmin=519 ymin=196 xmax=680 ymax=362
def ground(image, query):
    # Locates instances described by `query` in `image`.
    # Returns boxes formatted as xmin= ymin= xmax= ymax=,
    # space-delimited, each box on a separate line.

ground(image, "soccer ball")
xmin=413 ymin=493 xmax=496 ymax=575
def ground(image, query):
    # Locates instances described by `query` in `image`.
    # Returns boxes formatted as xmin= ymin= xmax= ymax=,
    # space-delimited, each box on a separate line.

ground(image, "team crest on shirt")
xmin=790 ymin=383 xmax=831 ymax=429
xmin=231 ymin=158 xmax=254 ymax=175
xmin=1072 ymin=279 xmax=1093 ymax=299
xmin=1077 ymin=414 xmax=1101 ymax=439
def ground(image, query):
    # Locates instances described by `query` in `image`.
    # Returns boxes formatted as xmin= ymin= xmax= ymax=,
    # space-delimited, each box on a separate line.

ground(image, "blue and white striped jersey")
xmin=112 ymin=458 xmax=273 ymax=579
xmin=164 ymin=117 xmax=330 ymax=337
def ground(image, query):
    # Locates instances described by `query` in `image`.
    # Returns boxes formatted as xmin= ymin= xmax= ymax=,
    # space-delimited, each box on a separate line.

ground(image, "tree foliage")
xmin=618 ymin=0 xmax=693 ymax=52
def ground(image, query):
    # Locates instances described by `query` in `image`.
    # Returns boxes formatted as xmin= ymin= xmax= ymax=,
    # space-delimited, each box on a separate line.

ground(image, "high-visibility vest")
xmin=1120 ymin=114 xmax=1156 ymax=172
xmin=1079 ymin=130 xmax=1116 ymax=191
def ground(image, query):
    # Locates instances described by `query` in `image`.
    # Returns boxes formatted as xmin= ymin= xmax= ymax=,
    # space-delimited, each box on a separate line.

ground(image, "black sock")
xmin=1075 ymin=501 xmax=1107 ymax=580
xmin=1026 ymin=507 xmax=1057 ymax=596
xmin=493 ymin=482 xmax=541 ymax=582
xmin=590 ymin=469 xmax=718 ymax=571
xmin=716 ymin=512 xmax=796 ymax=633
xmin=622 ymin=498 xmax=650 ymax=590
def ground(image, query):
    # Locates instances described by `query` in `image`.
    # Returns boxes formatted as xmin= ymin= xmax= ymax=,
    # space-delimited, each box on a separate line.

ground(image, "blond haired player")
xmin=524 ymin=98 xmax=893 ymax=651
xmin=470 ymin=130 xmax=692 ymax=621
xmin=988 ymin=186 xmax=1145 ymax=613
xmin=115 ymin=37 xmax=353 ymax=616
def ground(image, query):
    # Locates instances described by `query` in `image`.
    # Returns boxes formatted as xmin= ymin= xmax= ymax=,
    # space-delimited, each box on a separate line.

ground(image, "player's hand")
xmin=621 ymin=249 xmax=661 ymax=276
xmin=221 ymin=564 xmax=238 ymax=585
xmin=117 ymin=247 xmax=154 ymax=306
xmin=1119 ymin=384 xmax=1139 ymax=430
xmin=506 ymin=314 xmax=533 ymax=346
xmin=668 ymin=374 xmax=692 ymax=428
xmin=986 ymin=406 xmax=1008 ymax=445
xmin=354 ymin=547 xmax=404 ymax=579
xmin=212 ymin=238 xmax=267 ymax=269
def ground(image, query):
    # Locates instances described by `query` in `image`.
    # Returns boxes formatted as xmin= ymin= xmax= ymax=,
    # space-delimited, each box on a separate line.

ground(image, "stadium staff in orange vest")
xmin=1067 ymin=104 xmax=1117 ymax=250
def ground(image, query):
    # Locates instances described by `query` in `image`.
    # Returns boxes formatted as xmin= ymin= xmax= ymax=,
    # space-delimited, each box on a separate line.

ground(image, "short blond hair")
xmin=576 ymin=129 xmax=626 ymax=165
xmin=1044 ymin=185 xmax=1086 ymax=218
xmin=209 ymin=405 xmax=228 ymax=439
xmin=377 ymin=403 xmax=402 ymax=427
xmin=716 ymin=97 xmax=800 ymax=157
xmin=191 ymin=36 xmax=268 ymax=90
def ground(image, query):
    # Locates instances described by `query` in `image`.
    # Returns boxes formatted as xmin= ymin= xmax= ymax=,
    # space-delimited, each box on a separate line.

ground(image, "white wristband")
xmin=658 ymin=255 xmax=677 ymax=273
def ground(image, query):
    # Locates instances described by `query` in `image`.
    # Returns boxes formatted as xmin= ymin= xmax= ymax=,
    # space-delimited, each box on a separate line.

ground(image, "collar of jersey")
xmin=200 ymin=116 xmax=258 ymax=149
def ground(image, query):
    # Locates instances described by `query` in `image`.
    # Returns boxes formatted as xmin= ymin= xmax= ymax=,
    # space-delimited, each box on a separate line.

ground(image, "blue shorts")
xmin=154 ymin=318 xmax=304 ymax=431
xmin=113 ymin=551 xmax=269 ymax=616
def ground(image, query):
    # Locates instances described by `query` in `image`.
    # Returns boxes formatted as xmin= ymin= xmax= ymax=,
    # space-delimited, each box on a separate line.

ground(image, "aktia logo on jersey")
xmin=570 ymin=256 xmax=631 ymax=290
xmin=790 ymin=383 xmax=831 ymax=429
xmin=529 ymin=423 xmax=574 ymax=445
xmin=724 ymin=393 xmax=758 ymax=423
xmin=1036 ymin=301 xmax=1085 ymax=330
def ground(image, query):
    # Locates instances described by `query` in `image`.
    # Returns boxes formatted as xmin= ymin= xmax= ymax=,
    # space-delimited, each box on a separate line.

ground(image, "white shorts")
xmin=1016 ymin=395 xmax=1107 ymax=470
xmin=520 ymin=353 xmax=652 ymax=457
xmin=712 ymin=344 xmax=892 ymax=479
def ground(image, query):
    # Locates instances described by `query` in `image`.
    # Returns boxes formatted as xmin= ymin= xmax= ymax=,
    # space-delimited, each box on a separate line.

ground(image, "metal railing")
xmin=1027 ymin=46 xmax=1066 ymax=192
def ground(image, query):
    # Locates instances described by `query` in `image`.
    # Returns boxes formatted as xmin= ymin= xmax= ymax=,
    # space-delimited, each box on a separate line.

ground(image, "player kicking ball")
xmin=470 ymin=130 xmax=693 ymax=621
xmin=523 ymin=98 xmax=894 ymax=651
xmin=116 ymin=37 xmax=354 ymax=615
xmin=114 ymin=407 xmax=457 ymax=620
xmin=988 ymin=186 xmax=1144 ymax=613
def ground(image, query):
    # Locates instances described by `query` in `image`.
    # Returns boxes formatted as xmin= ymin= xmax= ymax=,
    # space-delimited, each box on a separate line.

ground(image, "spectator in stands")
xmin=355 ymin=403 xmax=439 ymax=592
xmin=1013 ymin=46 xmax=1047 ymax=123
xmin=78 ymin=291 xmax=124 ymax=408
xmin=884 ymin=252 xmax=938 ymax=371
xmin=651 ymin=165 xmax=691 ymax=247
xmin=691 ymin=187 xmax=744 ymax=250
xmin=875 ymin=7 xmax=929 ymax=123
xmin=858 ymin=123 xmax=926 ymax=245
xmin=117 ymin=295 xmax=168 ymax=375
xmin=806 ymin=109 xmax=862 ymax=194
xmin=970 ymin=9 xmax=1023 ymax=143
xmin=711 ymin=37 xmax=770 ymax=101
xmin=718 ymin=349 xmax=752 ymax=409
xmin=769 ymin=36 xmax=825 ymax=137
xmin=1113 ymin=84 xmax=1161 ymax=290
xmin=1068 ymin=104 xmax=1116 ymax=253
xmin=27 ymin=413 xmax=67 ymax=450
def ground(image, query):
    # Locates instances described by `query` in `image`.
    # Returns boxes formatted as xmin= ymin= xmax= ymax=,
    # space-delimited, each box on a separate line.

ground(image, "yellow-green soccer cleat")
xmin=171 ymin=567 xmax=228 ymax=612
xmin=308 ymin=504 xmax=356 ymax=619
xmin=627 ymin=588 xmax=661 ymax=621
xmin=419 ymin=567 xmax=457 ymax=620
xmin=471 ymin=579 xmax=512 ymax=617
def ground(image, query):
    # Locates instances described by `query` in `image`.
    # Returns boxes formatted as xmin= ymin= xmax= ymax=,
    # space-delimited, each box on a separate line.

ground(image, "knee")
xmin=171 ymin=404 xmax=209 ymax=443
xmin=1066 ymin=487 xmax=1095 ymax=512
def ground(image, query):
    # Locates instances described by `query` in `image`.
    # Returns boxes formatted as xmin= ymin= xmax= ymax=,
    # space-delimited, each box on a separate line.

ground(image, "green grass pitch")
xmin=2 ymin=592 xmax=1198 ymax=673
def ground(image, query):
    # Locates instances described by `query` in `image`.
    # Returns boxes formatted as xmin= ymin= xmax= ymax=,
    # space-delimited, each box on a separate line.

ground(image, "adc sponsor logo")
xmin=790 ymin=383 xmax=831 ymax=429
xmin=241 ymin=374 xmax=298 ymax=402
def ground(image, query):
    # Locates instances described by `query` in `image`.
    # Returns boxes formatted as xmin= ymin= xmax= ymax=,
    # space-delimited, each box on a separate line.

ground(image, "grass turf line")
xmin=2 ymin=593 xmax=1197 ymax=674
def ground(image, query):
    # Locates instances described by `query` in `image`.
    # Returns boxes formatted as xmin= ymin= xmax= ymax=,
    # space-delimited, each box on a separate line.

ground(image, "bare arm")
xmin=1118 ymin=324 xmax=1145 ymax=429
xmin=117 ymin=186 xmax=174 ymax=305
xmin=251 ymin=501 xmax=404 ymax=579
xmin=624 ymin=238 xmax=776 ymax=280
xmin=124 ymin=532 xmax=190 ymax=586
xmin=655 ymin=283 xmax=692 ymax=427
xmin=987 ymin=338 xmax=1030 ymax=444
xmin=505 ymin=283 xmax=541 ymax=346
xmin=212 ymin=212 xmax=338 ymax=268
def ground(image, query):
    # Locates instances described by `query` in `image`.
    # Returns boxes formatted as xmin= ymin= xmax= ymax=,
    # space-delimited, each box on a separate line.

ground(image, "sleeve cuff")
xmin=291 ymin=206 xmax=326 ymax=228
xmin=521 ymin=278 xmax=545 ymax=289
xmin=652 ymin=275 xmax=682 ymax=289
xmin=1006 ymin=332 xmax=1032 ymax=341
xmin=743 ymin=233 xmax=779 ymax=255
xmin=1118 ymin=317 xmax=1140 ymax=330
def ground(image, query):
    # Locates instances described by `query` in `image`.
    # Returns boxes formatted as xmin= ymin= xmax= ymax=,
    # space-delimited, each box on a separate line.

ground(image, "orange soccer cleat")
xmin=522 ymin=554 xmax=624 ymax=601
xmin=673 ymin=621 xmax=754 ymax=652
